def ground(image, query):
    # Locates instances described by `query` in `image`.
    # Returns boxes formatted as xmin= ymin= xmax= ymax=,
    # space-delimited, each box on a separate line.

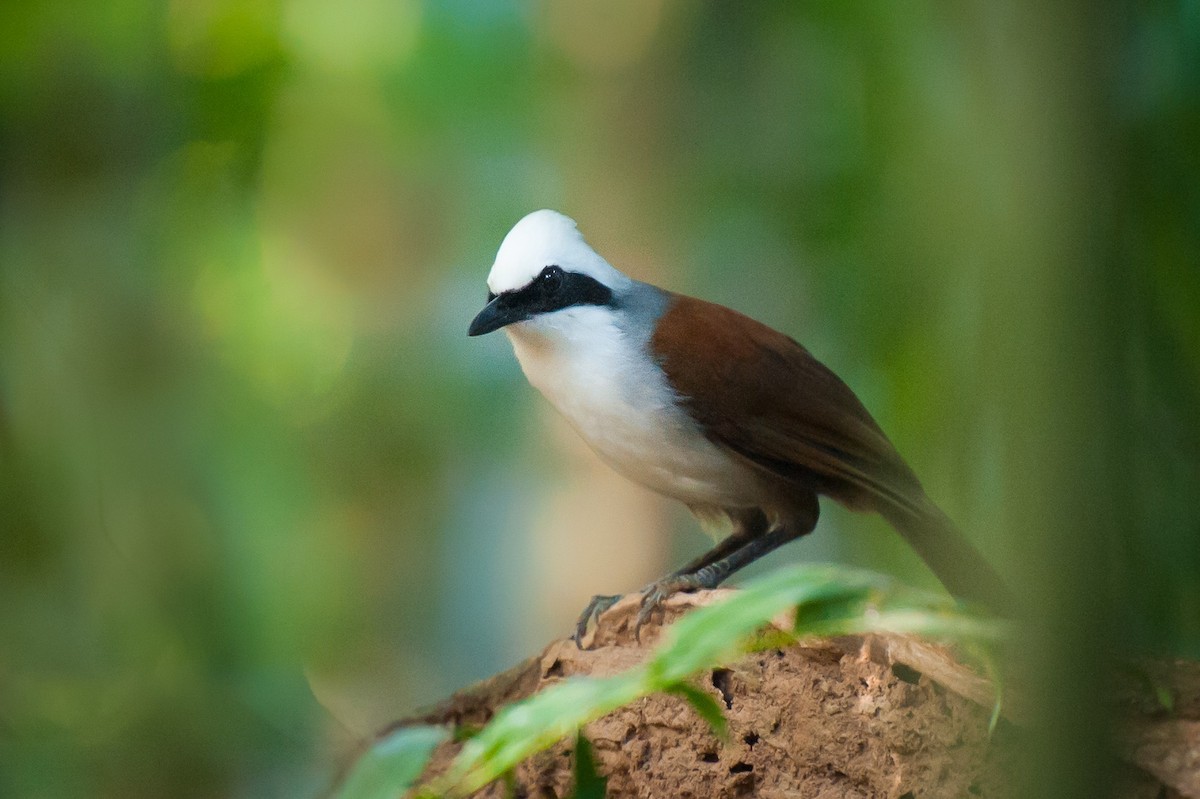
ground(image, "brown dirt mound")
xmin=386 ymin=590 xmax=1199 ymax=798
xmin=399 ymin=590 xmax=1014 ymax=798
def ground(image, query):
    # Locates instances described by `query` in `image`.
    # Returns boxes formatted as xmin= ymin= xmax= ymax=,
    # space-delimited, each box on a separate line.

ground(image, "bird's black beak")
xmin=468 ymin=294 xmax=526 ymax=336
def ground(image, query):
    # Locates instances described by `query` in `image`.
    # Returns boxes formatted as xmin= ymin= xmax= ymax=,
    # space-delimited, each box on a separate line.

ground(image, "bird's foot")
xmin=572 ymin=594 xmax=623 ymax=648
xmin=634 ymin=573 xmax=706 ymax=641
xmin=574 ymin=571 xmax=716 ymax=648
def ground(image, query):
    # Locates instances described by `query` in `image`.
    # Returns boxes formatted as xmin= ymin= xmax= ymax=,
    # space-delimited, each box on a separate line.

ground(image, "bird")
xmin=468 ymin=209 xmax=1011 ymax=644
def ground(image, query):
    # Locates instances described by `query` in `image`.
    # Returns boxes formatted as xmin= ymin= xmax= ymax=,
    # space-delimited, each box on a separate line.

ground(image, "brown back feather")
xmin=649 ymin=293 xmax=1013 ymax=612
xmin=649 ymin=293 xmax=924 ymax=515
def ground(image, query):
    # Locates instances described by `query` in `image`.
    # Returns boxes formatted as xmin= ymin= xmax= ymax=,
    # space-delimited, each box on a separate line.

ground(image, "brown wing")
xmin=649 ymin=293 xmax=923 ymax=514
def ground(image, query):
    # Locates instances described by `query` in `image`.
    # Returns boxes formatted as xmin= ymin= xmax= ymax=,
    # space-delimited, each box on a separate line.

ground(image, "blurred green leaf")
xmin=570 ymin=732 xmax=607 ymax=799
xmin=334 ymin=725 xmax=448 ymax=799
xmin=431 ymin=671 xmax=646 ymax=796
xmin=645 ymin=566 xmax=876 ymax=685
xmin=1121 ymin=662 xmax=1176 ymax=715
xmin=666 ymin=682 xmax=728 ymax=742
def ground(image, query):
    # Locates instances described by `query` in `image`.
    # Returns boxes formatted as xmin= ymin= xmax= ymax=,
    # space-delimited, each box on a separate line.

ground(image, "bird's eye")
xmin=539 ymin=265 xmax=563 ymax=294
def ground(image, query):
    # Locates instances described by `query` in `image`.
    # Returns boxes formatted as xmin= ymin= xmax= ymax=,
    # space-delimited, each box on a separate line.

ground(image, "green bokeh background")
xmin=1 ymin=2 xmax=1196 ymax=797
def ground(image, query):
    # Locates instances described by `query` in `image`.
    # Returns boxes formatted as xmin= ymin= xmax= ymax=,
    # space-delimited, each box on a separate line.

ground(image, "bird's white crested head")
xmin=467 ymin=210 xmax=640 ymax=339
xmin=487 ymin=210 xmax=630 ymax=296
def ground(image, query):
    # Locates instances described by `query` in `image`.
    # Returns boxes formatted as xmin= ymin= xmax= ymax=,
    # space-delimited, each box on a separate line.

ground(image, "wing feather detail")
xmin=649 ymin=294 xmax=923 ymax=514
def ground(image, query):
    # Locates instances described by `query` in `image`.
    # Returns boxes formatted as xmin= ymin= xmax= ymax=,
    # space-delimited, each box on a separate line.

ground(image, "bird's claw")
xmin=574 ymin=575 xmax=706 ymax=648
xmin=633 ymin=575 xmax=702 ymax=641
xmin=572 ymin=594 xmax=622 ymax=648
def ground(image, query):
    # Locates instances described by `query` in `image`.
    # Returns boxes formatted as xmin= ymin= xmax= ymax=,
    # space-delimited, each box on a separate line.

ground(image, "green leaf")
xmin=1121 ymin=663 xmax=1176 ymax=714
xmin=571 ymin=732 xmax=608 ymax=799
xmin=335 ymin=724 xmax=449 ymax=799
xmin=647 ymin=565 xmax=883 ymax=684
xmin=791 ymin=591 xmax=872 ymax=630
xmin=666 ymin=682 xmax=729 ymax=741
xmin=974 ymin=644 xmax=1005 ymax=736
xmin=811 ymin=607 xmax=1008 ymax=642
xmin=430 ymin=672 xmax=646 ymax=796
xmin=1153 ymin=681 xmax=1176 ymax=713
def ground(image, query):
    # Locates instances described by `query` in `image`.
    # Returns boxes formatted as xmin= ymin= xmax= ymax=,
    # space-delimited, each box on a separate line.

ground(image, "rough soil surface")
xmin=391 ymin=591 xmax=1200 ymax=799
xmin=398 ymin=591 xmax=1012 ymax=798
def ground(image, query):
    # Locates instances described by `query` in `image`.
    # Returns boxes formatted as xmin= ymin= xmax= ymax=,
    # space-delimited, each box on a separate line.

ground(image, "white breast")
xmin=505 ymin=306 xmax=762 ymax=513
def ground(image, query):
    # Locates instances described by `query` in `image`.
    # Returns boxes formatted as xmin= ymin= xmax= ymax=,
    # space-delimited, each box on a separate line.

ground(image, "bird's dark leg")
xmin=571 ymin=510 xmax=769 ymax=647
xmin=667 ymin=508 xmax=770 ymax=578
xmin=634 ymin=495 xmax=820 ymax=638
xmin=632 ymin=525 xmax=801 ymax=636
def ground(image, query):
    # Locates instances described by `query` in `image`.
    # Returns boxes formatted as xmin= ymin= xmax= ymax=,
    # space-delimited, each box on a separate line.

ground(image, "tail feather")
xmin=878 ymin=494 xmax=1014 ymax=615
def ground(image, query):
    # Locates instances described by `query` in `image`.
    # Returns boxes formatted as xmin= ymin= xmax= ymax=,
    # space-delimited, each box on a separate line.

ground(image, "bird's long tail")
xmin=878 ymin=493 xmax=1014 ymax=616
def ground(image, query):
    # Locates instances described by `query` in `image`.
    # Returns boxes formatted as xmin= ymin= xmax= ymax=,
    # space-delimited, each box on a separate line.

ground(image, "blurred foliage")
xmin=334 ymin=723 xmax=447 ymax=799
xmin=569 ymin=732 xmax=607 ymax=799
xmin=0 ymin=1 xmax=1196 ymax=797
